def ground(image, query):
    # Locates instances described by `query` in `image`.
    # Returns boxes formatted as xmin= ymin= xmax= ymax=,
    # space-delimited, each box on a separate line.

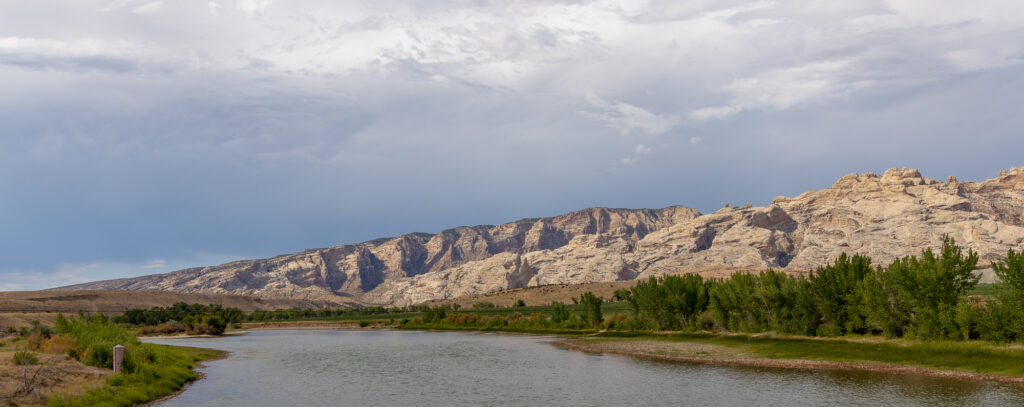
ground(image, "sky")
xmin=2 ymin=0 xmax=1024 ymax=290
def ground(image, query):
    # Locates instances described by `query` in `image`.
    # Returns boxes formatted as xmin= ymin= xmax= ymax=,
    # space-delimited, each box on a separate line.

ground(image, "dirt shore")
xmin=552 ymin=338 xmax=1024 ymax=385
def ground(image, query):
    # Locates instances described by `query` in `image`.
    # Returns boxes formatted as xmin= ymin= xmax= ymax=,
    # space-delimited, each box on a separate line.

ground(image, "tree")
xmin=551 ymin=302 xmax=570 ymax=323
xmin=630 ymin=275 xmax=708 ymax=330
xmin=861 ymin=237 xmax=979 ymax=339
xmin=993 ymin=249 xmax=1024 ymax=299
xmin=203 ymin=315 xmax=227 ymax=335
xmin=579 ymin=292 xmax=603 ymax=327
xmin=809 ymin=253 xmax=872 ymax=335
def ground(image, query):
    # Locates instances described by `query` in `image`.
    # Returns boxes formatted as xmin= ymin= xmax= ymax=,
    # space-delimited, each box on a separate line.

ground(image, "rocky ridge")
xmin=59 ymin=167 xmax=1024 ymax=306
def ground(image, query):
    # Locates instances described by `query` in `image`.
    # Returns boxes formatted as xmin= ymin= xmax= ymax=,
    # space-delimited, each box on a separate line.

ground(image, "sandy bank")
xmin=552 ymin=338 xmax=1024 ymax=385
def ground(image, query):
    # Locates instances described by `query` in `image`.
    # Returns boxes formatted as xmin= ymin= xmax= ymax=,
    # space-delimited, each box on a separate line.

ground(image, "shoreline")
xmin=140 ymin=349 xmax=230 ymax=407
xmin=142 ymin=327 xmax=1024 ymax=406
xmin=551 ymin=339 xmax=1024 ymax=385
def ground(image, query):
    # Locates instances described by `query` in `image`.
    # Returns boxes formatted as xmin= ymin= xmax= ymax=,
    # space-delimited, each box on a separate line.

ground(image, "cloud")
xmin=0 ymin=37 xmax=150 ymax=73
xmin=3 ymin=0 xmax=1024 ymax=287
xmin=689 ymin=105 xmax=743 ymax=121
xmin=690 ymin=59 xmax=870 ymax=120
xmin=132 ymin=1 xmax=165 ymax=14
xmin=235 ymin=0 xmax=273 ymax=17
xmin=579 ymin=91 xmax=681 ymax=135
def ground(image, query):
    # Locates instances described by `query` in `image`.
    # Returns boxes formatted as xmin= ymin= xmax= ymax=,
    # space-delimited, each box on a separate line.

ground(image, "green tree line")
xmin=400 ymin=238 xmax=1024 ymax=342
xmin=619 ymin=237 xmax=1024 ymax=341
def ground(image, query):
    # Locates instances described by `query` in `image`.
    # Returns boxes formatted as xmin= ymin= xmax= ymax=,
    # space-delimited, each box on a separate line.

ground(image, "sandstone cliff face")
xmin=60 ymin=168 xmax=1024 ymax=306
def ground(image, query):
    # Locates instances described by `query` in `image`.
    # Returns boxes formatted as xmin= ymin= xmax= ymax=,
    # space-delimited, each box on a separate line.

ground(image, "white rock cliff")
xmin=61 ymin=167 xmax=1024 ymax=306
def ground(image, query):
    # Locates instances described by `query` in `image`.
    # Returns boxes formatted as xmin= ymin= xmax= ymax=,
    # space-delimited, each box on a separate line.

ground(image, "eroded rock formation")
xmin=60 ymin=167 xmax=1024 ymax=306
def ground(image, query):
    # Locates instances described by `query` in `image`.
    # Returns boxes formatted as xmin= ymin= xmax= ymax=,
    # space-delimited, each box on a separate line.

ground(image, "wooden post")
xmin=113 ymin=345 xmax=125 ymax=374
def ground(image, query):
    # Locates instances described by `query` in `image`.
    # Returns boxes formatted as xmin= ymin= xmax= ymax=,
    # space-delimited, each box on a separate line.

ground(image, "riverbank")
xmin=241 ymin=320 xmax=378 ymax=330
xmin=139 ymin=349 xmax=228 ymax=407
xmin=41 ymin=344 xmax=223 ymax=407
xmin=553 ymin=333 xmax=1024 ymax=384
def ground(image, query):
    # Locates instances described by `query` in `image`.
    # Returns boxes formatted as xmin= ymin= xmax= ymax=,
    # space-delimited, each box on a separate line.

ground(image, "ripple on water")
xmin=147 ymin=330 xmax=1024 ymax=407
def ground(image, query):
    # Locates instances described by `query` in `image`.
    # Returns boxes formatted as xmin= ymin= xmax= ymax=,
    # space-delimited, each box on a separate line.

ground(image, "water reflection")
xmin=148 ymin=330 xmax=1024 ymax=407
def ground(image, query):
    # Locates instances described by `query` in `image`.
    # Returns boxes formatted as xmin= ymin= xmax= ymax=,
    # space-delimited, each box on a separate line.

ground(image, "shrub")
xmin=185 ymin=315 xmax=227 ymax=335
xmin=601 ymin=313 xmax=633 ymax=331
xmin=505 ymin=312 xmax=525 ymax=325
xmin=816 ymin=324 xmax=844 ymax=338
xmin=472 ymin=301 xmax=495 ymax=309
xmin=138 ymin=322 xmax=186 ymax=336
xmin=12 ymin=351 xmax=38 ymax=366
xmin=41 ymin=335 xmax=75 ymax=355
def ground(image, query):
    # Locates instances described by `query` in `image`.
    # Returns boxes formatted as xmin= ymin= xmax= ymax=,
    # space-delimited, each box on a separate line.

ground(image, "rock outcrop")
xmin=59 ymin=167 xmax=1024 ymax=306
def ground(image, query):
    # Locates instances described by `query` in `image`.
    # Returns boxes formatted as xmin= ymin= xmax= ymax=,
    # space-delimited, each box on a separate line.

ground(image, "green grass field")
xmin=968 ymin=283 xmax=1004 ymax=298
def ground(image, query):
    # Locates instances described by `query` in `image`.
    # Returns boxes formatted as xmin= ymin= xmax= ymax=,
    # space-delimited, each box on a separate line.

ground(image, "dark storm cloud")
xmin=2 ymin=0 xmax=1023 ymax=289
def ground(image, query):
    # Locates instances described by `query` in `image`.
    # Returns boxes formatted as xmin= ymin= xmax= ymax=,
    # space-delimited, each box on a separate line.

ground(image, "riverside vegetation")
xmin=50 ymin=237 xmax=1024 ymax=394
xmin=383 ymin=238 xmax=1024 ymax=380
xmin=115 ymin=238 xmax=1021 ymax=342
xmin=2 ymin=313 xmax=219 ymax=406
xmin=399 ymin=238 xmax=1024 ymax=342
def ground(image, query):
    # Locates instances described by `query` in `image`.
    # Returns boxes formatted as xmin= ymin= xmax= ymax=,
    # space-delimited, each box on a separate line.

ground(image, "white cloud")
xmin=689 ymin=105 xmax=743 ymax=121
xmin=141 ymin=259 xmax=167 ymax=269
xmin=235 ymin=0 xmax=273 ymax=17
xmin=0 ymin=37 xmax=158 ymax=72
xmin=634 ymin=144 xmax=651 ymax=154
xmin=691 ymin=59 xmax=870 ymax=120
xmin=3 ymin=0 xmax=1024 ymax=286
xmin=579 ymin=91 xmax=680 ymax=135
xmin=132 ymin=1 xmax=164 ymax=14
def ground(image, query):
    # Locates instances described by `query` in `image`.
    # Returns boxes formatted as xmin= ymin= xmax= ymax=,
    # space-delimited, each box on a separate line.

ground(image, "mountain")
xmin=58 ymin=167 xmax=1024 ymax=306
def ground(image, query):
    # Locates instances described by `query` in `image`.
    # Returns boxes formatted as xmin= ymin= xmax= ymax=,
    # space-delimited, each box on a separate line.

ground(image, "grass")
xmin=48 ymin=344 xmax=222 ymax=407
xmin=571 ymin=332 xmax=1024 ymax=378
xmin=969 ymin=283 xmax=1003 ymax=298
xmin=40 ymin=314 xmax=223 ymax=407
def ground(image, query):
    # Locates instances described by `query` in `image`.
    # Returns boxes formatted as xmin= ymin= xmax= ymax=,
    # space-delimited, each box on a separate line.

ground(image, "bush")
xmin=47 ymin=313 xmax=219 ymax=406
xmin=816 ymin=324 xmax=844 ymax=338
xmin=12 ymin=351 xmax=38 ymax=366
xmin=138 ymin=322 xmax=186 ymax=336
xmin=184 ymin=315 xmax=227 ymax=335
xmin=41 ymin=335 xmax=75 ymax=355
xmin=472 ymin=301 xmax=496 ymax=309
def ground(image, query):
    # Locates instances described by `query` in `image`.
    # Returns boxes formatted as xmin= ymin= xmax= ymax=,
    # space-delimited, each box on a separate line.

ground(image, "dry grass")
xmin=0 ymin=290 xmax=336 ymax=329
xmin=0 ymin=339 xmax=110 ymax=406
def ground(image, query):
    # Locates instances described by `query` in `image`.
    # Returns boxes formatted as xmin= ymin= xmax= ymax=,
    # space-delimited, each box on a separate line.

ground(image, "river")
xmin=146 ymin=330 xmax=1024 ymax=406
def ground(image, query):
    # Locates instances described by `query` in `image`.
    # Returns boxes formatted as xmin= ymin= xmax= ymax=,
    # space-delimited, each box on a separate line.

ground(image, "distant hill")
xmin=57 ymin=167 xmax=1024 ymax=306
xmin=0 ymin=290 xmax=333 ymax=313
